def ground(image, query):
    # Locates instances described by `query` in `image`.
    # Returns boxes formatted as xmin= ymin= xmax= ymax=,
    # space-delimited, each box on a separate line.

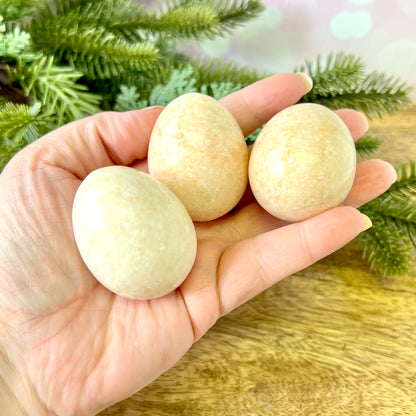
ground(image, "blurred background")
xmin=147 ymin=0 xmax=416 ymax=101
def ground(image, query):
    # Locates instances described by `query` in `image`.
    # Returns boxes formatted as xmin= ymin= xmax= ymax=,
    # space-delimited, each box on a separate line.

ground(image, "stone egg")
xmin=148 ymin=93 xmax=248 ymax=222
xmin=72 ymin=166 xmax=197 ymax=300
xmin=249 ymin=103 xmax=356 ymax=222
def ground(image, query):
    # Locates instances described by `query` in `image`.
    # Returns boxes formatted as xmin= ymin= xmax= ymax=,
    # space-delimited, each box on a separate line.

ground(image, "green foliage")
xmin=148 ymin=66 xmax=198 ymax=106
xmin=191 ymin=57 xmax=265 ymax=87
xmin=28 ymin=24 xmax=160 ymax=80
xmin=354 ymin=133 xmax=382 ymax=157
xmin=26 ymin=0 xmax=264 ymax=79
xmin=299 ymin=52 xmax=413 ymax=118
xmin=0 ymin=101 xmax=50 ymax=169
xmin=114 ymin=85 xmax=147 ymax=112
xmin=296 ymin=52 xmax=364 ymax=98
xmin=8 ymin=55 xmax=102 ymax=124
xmin=0 ymin=20 xmax=35 ymax=60
xmin=138 ymin=0 xmax=265 ymax=39
xmin=359 ymin=161 xmax=416 ymax=275
xmin=357 ymin=215 xmax=414 ymax=277
xmin=0 ymin=0 xmax=45 ymax=21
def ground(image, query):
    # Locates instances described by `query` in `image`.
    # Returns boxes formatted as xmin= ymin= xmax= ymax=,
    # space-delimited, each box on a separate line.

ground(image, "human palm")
xmin=0 ymin=74 xmax=396 ymax=416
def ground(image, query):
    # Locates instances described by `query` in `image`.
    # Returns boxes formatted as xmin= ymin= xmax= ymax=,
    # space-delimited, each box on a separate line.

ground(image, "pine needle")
xmin=0 ymin=0 xmax=46 ymax=21
xmin=354 ymin=133 xmax=382 ymax=157
xmin=114 ymin=85 xmax=147 ymax=112
xmin=143 ymin=0 xmax=265 ymax=39
xmin=299 ymin=52 xmax=413 ymax=119
xmin=359 ymin=161 xmax=416 ymax=275
xmin=191 ymin=57 xmax=266 ymax=87
xmin=357 ymin=215 xmax=414 ymax=276
xmin=214 ymin=0 xmax=266 ymax=32
xmin=8 ymin=55 xmax=102 ymax=124
xmin=0 ymin=101 xmax=51 ymax=169
xmin=296 ymin=52 xmax=364 ymax=97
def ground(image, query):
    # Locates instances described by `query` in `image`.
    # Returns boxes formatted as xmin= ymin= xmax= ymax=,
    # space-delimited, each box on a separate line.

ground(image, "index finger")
xmin=220 ymin=73 xmax=312 ymax=137
xmin=12 ymin=74 xmax=311 ymax=179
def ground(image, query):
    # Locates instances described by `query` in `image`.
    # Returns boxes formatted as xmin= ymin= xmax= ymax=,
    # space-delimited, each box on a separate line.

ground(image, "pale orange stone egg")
xmin=249 ymin=103 xmax=356 ymax=222
xmin=72 ymin=166 xmax=197 ymax=300
xmin=148 ymin=93 xmax=248 ymax=222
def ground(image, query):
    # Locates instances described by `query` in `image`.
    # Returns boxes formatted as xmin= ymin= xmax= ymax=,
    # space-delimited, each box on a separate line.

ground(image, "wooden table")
xmin=100 ymin=106 xmax=416 ymax=416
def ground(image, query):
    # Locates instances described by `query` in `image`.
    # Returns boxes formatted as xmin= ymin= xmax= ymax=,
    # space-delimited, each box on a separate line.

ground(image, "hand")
xmin=0 ymin=74 xmax=396 ymax=416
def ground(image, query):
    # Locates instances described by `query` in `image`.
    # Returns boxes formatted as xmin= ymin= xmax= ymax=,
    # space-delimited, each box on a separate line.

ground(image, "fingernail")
xmin=145 ymin=105 xmax=164 ymax=111
xmin=295 ymin=72 xmax=313 ymax=94
xmin=361 ymin=214 xmax=373 ymax=231
xmin=385 ymin=161 xmax=398 ymax=183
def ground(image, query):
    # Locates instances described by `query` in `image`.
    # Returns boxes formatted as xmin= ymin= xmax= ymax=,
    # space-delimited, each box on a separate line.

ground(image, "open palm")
xmin=0 ymin=74 xmax=396 ymax=416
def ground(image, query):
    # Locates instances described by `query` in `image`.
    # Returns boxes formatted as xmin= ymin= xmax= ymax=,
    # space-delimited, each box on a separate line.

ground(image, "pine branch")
xmin=0 ymin=21 xmax=35 ymax=61
xmin=317 ymin=72 xmax=412 ymax=118
xmin=0 ymin=101 xmax=49 ymax=141
xmin=27 ymin=1 xmax=160 ymax=79
xmin=357 ymin=214 xmax=414 ymax=276
xmin=139 ymin=0 xmax=265 ymax=39
xmin=114 ymin=85 xmax=147 ymax=112
xmin=191 ymin=57 xmax=266 ymax=87
xmin=149 ymin=66 xmax=199 ymax=106
xmin=296 ymin=52 xmax=364 ymax=98
xmin=8 ymin=55 xmax=102 ymax=124
xmin=358 ymin=161 xmax=416 ymax=275
xmin=299 ymin=52 xmax=413 ymax=118
xmin=201 ymin=80 xmax=242 ymax=100
xmin=45 ymin=0 xmax=147 ymax=43
xmin=0 ymin=101 xmax=51 ymax=169
xmin=140 ymin=2 xmax=219 ymax=40
xmin=354 ymin=133 xmax=382 ymax=157
xmin=0 ymin=0 xmax=46 ymax=21
xmin=213 ymin=0 xmax=266 ymax=32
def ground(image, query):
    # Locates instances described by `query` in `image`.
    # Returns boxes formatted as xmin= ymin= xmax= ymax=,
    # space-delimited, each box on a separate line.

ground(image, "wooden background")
xmin=100 ymin=106 xmax=416 ymax=416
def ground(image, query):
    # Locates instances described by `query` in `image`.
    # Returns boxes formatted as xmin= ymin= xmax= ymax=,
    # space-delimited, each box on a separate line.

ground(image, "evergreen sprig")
xmin=140 ymin=2 xmax=219 ymax=40
xmin=0 ymin=0 xmax=45 ymax=21
xmin=0 ymin=20 xmax=35 ymax=61
xmin=296 ymin=52 xmax=364 ymax=98
xmin=27 ymin=0 xmax=264 ymax=80
xmin=0 ymin=101 xmax=50 ymax=169
xmin=114 ymin=85 xmax=147 ymax=112
xmin=190 ymin=57 xmax=265 ymax=87
xmin=354 ymin=133 xmax=382 ymax=157
xmin=28 ymin=20 xmax=160 ymax=79
xmin=299 ymin=52 xmax=413 ymax=118
xmin=357 ymin=215 xmax=414 ymax=277
xmin=358 ymin=161 xmax=416 ymax=275
xmin=8 ymin=55 xmax=102 ymax=124
xmin=144 ymin=0 xmax=265 ymax=39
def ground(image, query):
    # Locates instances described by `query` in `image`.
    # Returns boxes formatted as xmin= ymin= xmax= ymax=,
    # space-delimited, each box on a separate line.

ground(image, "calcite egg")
xmin=72 ymin=166 xmax=197 ymax=300
xmin=249 ymin=103 xmax=356 ymax=222
xmin=148 ymin=93 xmax=248 ymax=222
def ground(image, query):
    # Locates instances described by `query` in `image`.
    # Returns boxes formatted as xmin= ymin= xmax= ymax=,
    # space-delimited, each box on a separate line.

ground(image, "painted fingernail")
xmin=385 ymin=161 xmax=398 ymax=183
xmin=295 ymin=72 xmax=313 ymax=94
xmin=361 ymin=214 xmax=373 ymax=231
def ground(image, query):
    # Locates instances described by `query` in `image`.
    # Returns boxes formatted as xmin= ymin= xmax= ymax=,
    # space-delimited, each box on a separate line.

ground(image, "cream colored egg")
xmin=148 ymin=93 xmax=248 ymax=222
xmin=72 ymin=166 xmax=197 ymax=300
xmin=249 ymin=103 xmax=356 ymax=222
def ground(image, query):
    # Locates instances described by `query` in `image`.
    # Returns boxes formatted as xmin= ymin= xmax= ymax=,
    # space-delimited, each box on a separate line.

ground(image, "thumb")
xmin=6 ymin=107 xmax=163 ymax=179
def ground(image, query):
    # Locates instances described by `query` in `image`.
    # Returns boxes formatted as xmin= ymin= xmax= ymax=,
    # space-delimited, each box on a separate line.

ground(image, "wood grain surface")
xmin=100 ymin=106 xmax=416 ymax=416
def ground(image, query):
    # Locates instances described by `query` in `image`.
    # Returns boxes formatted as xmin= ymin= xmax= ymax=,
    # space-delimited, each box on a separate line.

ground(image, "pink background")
xmin=195 ymin=0 xmax=416 ymax=102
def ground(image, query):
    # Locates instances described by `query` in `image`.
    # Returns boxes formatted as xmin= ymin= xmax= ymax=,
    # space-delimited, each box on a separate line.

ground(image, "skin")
xmin=0 ymin=74 xmax=396 ymax=415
